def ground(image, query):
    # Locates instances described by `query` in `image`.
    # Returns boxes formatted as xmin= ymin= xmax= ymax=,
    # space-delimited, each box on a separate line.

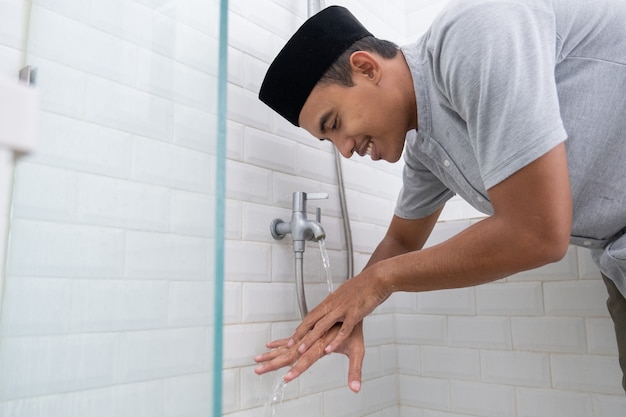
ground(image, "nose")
xmin=331 ymin=135 xmax=356 ymax=158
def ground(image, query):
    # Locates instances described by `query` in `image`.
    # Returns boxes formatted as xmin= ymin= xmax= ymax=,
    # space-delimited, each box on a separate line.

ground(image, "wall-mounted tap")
xmin=270 ymin=191 xmax=328 ymax=318
xmin=271 ymin=191 xmax=328 ymax=253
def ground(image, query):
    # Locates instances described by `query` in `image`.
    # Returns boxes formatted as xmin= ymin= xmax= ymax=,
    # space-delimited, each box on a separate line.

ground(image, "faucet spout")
xmin=290 ymin=214 xmax=325 ymax=254
xmin=270 ymin=191 xmax=328 ymax=253
xmin=306 ymin=220 xmax=325 ymax=241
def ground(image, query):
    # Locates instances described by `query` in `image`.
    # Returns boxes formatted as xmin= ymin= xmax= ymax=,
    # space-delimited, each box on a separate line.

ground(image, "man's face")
xmin=298 ymin=70 xmax=408 ymax=163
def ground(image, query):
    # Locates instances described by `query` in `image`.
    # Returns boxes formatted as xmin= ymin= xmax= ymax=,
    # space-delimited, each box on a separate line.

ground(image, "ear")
xmin=349 ymin=51 xmax=382 ymax=84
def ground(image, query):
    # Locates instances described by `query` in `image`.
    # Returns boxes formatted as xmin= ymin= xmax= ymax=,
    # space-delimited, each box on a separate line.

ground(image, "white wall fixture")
xmin=0 ymin=70 xmax=39 ymax=152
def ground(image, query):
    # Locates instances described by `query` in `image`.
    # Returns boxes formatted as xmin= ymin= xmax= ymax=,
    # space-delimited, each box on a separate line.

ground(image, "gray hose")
xmin=308 ymin=0 xmax=323 ymax=17
xmin=333 ymin=148 xmax=354 ymax=279
xmin=295 ymin=253 xmax=308 ymax=318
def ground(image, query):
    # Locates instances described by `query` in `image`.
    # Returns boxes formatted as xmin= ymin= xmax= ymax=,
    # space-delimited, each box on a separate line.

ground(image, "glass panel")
xmin=0 ymin=0 xmax=225 ymax=416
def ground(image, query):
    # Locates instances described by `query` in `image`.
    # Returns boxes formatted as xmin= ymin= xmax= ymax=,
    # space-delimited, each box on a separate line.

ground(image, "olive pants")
xmin=602 ymin=273 xmax=626 ymax=393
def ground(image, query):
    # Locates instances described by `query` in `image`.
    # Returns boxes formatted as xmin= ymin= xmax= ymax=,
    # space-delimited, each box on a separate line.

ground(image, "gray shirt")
xmin=395 ymin=0 xmax=626 ymax=291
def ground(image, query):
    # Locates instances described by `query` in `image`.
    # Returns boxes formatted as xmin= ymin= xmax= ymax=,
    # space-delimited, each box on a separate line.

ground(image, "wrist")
xmin=369 ymin=259 xmax=395 ymax=302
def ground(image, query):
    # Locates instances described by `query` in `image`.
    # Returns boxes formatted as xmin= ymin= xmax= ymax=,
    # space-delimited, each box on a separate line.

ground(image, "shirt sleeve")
xmin=430 ymin=0 xmax=567 ymax=189
xmin=394 ymin=133 xmax=455 ymax=220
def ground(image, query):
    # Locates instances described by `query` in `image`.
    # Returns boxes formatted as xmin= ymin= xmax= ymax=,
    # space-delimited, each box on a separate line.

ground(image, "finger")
xmin=254 ymin=349 xmax=298 ymax=375
xmin=296 ymin=313 xmax=345 ymax=354
xmin=346 ymin=342 xmax=364 ymax=393
xmin=254 ymin=337 xmax=293 ymax=363
xmin=290 ymin=290 xmax=344 ymax=343
xmin=253 ymin=347 xmax=284 ymax=364
xmin=323 ymin=319 xmax=357 ymax=354
xmin=289 ymin=306 xmax=328 ymax=344
xmin=283 ymin=340 xmax=329 ymax=382
xmin=331 ymin=321 xmax=364 ymax=393
xmin=265 ymin=337 xmax=291 ymax=349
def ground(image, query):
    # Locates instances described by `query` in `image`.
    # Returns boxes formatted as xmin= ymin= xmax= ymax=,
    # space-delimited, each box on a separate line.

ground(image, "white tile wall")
xmin=480 ymin=350 xmax=551 ymax=387
xmin=475 ymin=282 xmax=544 ymax=316
xmin=398 ymin=375 xmax=450 ymax=410
xmin=119 ymin=327 xmax=210 ymax=382
xmin=550 ymin=354 xmax=623 ymax=394
xmin=450 ymin=380 xmax=516 ymax=417
xmin=26 ymin=113 xmax=134 ymax=178
xmin=0 ymin=333 xmax=119 ymax=399
xmin=516 ymin=388 xmax=593 ymax=417
xmin=511 ymin=317 xmax=587 ymax=353
xmin=417 ymin=287 xmax=475 ymax=315
xmin=586 ymin=318 xmax=619 ymax=355
xmin=164 ymin=373 xmax=214 ymax=417
xmin=29 ymin=7 xmax=139 ymax=85
xmin=0 ymin=277 xmax=73 ymax=336
xmin=0 ymin=0 xmax=28 ymax=338
xmin=396 ymin=314 xmax=447 ymax=345
xmin=71 ymin=279 xmax=169 ymax=332
xmin=125 ymin=232 xmax=207 ymax=280
xmin=7 ymin=219 xmax=126 ymax=278
xmin=0 ymin=1 xmax=220 ymax=417
xmin=421 ymin=346 xmax=480 ymax=381
xmin=448 ymin=316 xmax=513 ymax=349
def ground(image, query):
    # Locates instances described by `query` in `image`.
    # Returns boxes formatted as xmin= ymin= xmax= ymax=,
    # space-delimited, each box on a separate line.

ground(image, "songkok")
xmin=258 ymin=6 xmax=372 ymax=126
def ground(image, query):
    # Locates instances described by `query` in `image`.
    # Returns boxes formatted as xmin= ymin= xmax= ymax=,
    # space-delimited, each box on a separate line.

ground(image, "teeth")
xmin=366 ymin=142 xmax=373 ymax=156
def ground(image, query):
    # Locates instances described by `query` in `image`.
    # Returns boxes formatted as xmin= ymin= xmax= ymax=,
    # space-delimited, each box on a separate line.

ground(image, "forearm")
xmin=375 ymin=214 xmax=565 ymax=294
xmin=365 ymin=208 xmax=444 ymax=270
xmin=364 ymin=236 xmax=411 ymax=270
xmin=374 ymin=145 xmax=572 ymax=295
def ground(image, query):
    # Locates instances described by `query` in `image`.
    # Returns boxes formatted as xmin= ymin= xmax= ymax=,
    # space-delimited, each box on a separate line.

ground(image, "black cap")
xmin=258 ymin=6 xmax=372 ymax=126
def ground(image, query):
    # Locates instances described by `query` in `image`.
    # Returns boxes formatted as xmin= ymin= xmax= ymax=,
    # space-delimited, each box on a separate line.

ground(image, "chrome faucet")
xmin=270 ymin=191 xmax=329 ymax=318
xmin=271 ymin=192 xmax=327 ymax=253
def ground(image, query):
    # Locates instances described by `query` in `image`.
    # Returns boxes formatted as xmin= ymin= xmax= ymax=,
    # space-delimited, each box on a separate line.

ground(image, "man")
xmin=254 ymin=1 xmax=626 ymax=394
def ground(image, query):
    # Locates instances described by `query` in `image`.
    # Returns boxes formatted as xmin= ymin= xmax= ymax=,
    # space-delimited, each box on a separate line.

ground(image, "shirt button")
xmin=583 ymin=240 xmax=592 ymax=246
xmin=443 ymin=159 xmax=451 ymax=167
xmin=476 ymin=196 xmax=484 ymax=203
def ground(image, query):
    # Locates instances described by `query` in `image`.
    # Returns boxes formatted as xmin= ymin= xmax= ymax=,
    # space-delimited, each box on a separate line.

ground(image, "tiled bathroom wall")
xmin=223 ymin=1 xmax=626 ymax=417
xmin=0 ymin=0 xmax=221 ymax=415
xmin=0 ymin=0 xmax=28 ymax=311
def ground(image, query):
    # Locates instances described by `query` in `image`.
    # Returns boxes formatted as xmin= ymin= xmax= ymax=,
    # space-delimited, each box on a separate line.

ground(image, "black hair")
xmin=318 ymin=36 xmax=399 ymax=87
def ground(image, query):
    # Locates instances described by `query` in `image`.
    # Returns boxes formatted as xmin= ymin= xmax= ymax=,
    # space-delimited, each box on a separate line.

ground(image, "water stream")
xmin=261 ymin=238 xmax=333 ymax=415
xmin=319 ymin=238 xmax=334 ymax=293
xmin=260 ymin=374 xmax=287 ymax=416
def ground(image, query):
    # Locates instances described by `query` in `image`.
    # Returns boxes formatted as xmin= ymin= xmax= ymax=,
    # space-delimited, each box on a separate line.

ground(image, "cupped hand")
xmin=254 ymin=321 xmax=365 ymax=393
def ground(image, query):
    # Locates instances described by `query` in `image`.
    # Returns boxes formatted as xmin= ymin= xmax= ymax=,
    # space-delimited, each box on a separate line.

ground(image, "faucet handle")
xmin=292 ymin=191 xmax=329 ymax=212
xmin=307 ymin=193 xmax=327 ymax=223
xmin=306 ymin=192 xmax=328 ymax=201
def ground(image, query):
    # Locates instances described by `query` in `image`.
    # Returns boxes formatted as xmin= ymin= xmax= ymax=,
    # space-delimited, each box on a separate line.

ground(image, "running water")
xmin=318 ymin=238 xmax=334 ymax=293
xmin=260 ymin=239 xmax=332 ymax=416
xmin=260 ymin=374 xmax=287 ymax=416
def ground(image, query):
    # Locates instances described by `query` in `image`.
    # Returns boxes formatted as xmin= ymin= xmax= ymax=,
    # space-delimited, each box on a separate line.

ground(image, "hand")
xmin=254 ymin=321 xmax=365 ymax=393
xmin=291 ymin=268 xmax=390 ymax=357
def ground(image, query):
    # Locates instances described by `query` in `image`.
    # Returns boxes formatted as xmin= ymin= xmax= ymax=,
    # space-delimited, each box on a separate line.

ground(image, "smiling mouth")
xmin=355 ymin=136 xmax=374 ymax=157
